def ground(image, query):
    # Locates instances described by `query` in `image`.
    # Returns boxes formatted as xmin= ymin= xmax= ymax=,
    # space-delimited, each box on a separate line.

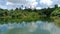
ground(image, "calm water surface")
xmin=0 ymin=21 xmax=60 ymax=34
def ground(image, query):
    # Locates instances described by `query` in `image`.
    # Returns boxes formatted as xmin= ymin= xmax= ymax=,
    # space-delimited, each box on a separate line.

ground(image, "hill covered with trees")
xmin=0 ymin=4 xmax=60 ymax=22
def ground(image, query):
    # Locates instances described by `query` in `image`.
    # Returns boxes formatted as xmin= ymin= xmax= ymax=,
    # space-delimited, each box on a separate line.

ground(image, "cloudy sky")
xmin=0 ymin=0 xmax=60 ymax=9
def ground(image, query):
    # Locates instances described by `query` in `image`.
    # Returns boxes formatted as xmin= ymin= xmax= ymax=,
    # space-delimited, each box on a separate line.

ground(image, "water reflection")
xmin=0 ymin=21 xmax=60 ymax=34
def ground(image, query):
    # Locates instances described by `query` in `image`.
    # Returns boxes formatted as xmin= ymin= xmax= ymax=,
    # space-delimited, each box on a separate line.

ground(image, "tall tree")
xmin=54 ymin=4 xmax=58 ymax=8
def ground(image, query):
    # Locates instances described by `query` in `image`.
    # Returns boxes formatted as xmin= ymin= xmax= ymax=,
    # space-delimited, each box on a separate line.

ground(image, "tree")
xmin=54 ymin=4 xmax=58 ymax=8
xmin=51 ymin=8 xmax=60 ymax=17
xmin=15 ymin=8 xmax=19 ymax=10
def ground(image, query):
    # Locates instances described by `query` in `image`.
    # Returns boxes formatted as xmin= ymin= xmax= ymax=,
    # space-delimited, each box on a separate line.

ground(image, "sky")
xmin=0 ymin=0 xmax=60 ymax=9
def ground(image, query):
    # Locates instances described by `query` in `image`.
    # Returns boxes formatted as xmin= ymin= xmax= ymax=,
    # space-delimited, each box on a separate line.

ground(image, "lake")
xmin=0 ymin=20 xmax=60 ymax=34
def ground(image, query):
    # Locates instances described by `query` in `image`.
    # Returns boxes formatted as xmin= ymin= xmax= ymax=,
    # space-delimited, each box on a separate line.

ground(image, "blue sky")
xmin=0 ymin=0 xmax=60 ymax=9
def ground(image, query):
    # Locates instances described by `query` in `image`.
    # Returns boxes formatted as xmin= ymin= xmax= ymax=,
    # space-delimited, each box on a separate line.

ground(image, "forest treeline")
xmin=0 ymin=4 xmax=60 ymax=20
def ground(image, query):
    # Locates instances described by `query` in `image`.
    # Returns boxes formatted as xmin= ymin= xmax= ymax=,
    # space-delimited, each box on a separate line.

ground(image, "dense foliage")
xmin=0 ymin=4 xmax=60 ymax=22
xmin=51 ymin=8 xmax=60 ymax=16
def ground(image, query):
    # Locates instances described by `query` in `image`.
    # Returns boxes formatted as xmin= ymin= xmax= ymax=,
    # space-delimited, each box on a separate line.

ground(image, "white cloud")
xmin=58 ymin=4 xmax=60 ymax=7
xmin=0 ymin=5 xmax=7 ymax=9
xmin=7 ymin=0 xmax=38 ymax=9
xmin=36 ymin=7 xmax=42 ymax=9
xmin=40 ymin=0 xmax=53 ymax=6
xmin=6 ymin=0 xmax=60 ymax=9
xmin=6 ymin=2 xmax=14 ymax=5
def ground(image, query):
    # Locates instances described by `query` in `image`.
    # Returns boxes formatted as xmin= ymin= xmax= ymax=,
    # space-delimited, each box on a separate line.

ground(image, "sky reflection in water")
xmin=0 ymin=21 xmax=60 ymax=34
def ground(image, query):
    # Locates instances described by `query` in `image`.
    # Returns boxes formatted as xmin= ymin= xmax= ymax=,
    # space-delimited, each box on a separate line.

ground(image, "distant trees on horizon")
xmin=0 ymin=4 xmax=59 ymax=18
